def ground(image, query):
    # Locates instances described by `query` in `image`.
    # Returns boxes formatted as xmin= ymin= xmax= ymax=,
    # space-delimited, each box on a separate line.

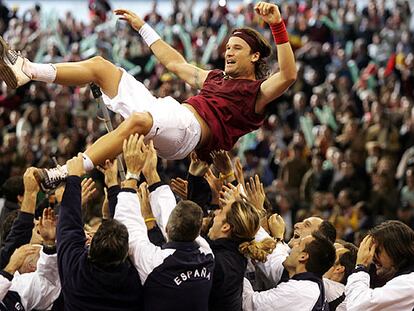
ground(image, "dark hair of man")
xmin=338 ymin=246 xmax=357 ymax=284
xmin=88 ymin=219 xmax=129 ymax=268
xmin=304 ymin=232 xmax=336 ymax=277
xmin=318 ymin=220 xmax=337 ymax=243
xmin=167 ymin=200 xmax=203 ymax=242
xmin=231 ymin=27 xmax=272 ymax=80
xmin=1 ymin=210 xmax=18 ymax=242
xmin=2 ymin=176 xmax=24 ymax=203
xmin=369 ymin=220 xmax=414 ymax=272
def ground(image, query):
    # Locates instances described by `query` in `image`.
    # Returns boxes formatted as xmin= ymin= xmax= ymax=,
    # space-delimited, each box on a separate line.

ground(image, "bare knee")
xmin=119 ymin=112 xmax=153 ymax=137
xmin=87 ymin=56 xmax=112 ymax=73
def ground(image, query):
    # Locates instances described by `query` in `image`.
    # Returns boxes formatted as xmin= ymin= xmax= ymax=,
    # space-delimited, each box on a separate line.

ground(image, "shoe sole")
xmin=0 ymin=36 xmax=18 ymax=89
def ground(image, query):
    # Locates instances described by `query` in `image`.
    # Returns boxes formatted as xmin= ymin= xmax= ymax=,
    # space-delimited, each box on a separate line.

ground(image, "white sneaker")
xmin=34 ymin=166 xmax=68 ymax=192
xmin=0 ymin=36 xmax=31 ymax=89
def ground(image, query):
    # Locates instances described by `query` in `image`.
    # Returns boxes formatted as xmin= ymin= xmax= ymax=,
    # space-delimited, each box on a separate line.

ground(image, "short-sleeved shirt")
xmin=185 ymin=70 xmax=265 ymax=160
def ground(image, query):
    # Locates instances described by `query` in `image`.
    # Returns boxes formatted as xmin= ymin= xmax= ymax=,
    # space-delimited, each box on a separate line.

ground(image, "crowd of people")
xmin=0 ymin=0 xmax=414 ymax=310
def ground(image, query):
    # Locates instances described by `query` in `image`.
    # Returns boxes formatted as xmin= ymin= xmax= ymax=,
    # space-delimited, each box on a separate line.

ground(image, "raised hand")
xmin=189 ymin=152 xmax=209 ymax=177
xmin=356 ymin=235 xmax=376 ymax=267
xmin=142 ymin=140 xmax=160 ymax=185
xmin=205 ymin=168 xmax=223 ymax=205
xmin=114 ymin=9 xmax=145 ymax=32
xmin=245 ymin=174 xmax=266 ymax=213
xmin=123 ymin=134 xmax=147 ymax=175
xmin=97 ymin=159 xmax=118 ymax=188
xmin=101 ymin=188 xmax=110 ymax=220
xmin=234 ymin=157 xmax=246 ymax=190
xmin=138 ymin=182 xmax=153 ymax=220
xmin=170 ymin=178 xmax=188 ymax=200
xmin=81 ymin=178 xmax=96 ymax=207
xmin=67 ymin=154 xmax=86 ymax=177
xmin=24 ymin=167 xmax=40 ymax=194
xmin=211 ymin=150 xmax=233 ymax=177
xmin=38 ymin=207 xmax=57 ymax=246
xmin=219 ymin=183 xmax=245 ymax=207
xmin=254 ymin=2 xmax=282 ymax=24
xmin=268 ymin=213 xmax=285 ymax=240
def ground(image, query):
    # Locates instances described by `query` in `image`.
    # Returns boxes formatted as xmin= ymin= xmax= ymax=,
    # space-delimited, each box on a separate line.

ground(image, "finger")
xmin=50 ymin=208 xmax=55 ymax=221
xmin=123 ymin=138 xmax=128 ymax=154
xmin=148 ymin=140 xmax=155 ymax=152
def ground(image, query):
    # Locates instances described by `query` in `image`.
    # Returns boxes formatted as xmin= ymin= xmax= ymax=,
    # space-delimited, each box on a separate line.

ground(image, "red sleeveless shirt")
xmin=185 ymin=69 xmax=265 ymax=161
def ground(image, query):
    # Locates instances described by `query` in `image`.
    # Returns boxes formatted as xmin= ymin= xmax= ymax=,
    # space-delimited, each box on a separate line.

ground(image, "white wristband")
xmin=138 ymin=23 xmax=161 ymax=47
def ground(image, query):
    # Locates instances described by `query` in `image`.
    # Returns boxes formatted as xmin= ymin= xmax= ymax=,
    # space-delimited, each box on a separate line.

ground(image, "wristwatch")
xmin=125 ymin=171 xmax=140 ymax=182
xmin=354 ymin=264 xmax=369 ymax=273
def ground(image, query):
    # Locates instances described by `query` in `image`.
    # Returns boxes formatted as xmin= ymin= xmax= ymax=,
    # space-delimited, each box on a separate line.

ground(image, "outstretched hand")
xmin=67 ymin=154 xmax=86 ymax=177
xmin=171 ymin=177 xmax=188 ymax=200
xmin=234 ymin=157 xmax=246 ymax=190
xmin=211 ymin=150 xmax=233 ymax=176
xmin=142 ymin=140 xmax=159 ymax=181
xmin=245 ymin=174 xmax=266 ymax=214
xmin=81 ymin=178 xmax=96 ymax=207
xmin=23 ymin=167 xmax=40 ymax=194
xmin=219 ymin=183 xmax=245 ymax=207
xmin=114 ymin=9 xmax=145 ymax=32
xmin=268 ymin=213 xmax=285 ymax=240
xmin=254 ymin=2 xmax=282 ymax=24
xmin=39 ymin=207 xmax=57 ymax=246
xmin=97 ymin=159 xmax=118 ymax=188
xmin=189 ymin=152 xmax=209 ymax=177
xmin=123 ymin=134 xmax=147 ymax=175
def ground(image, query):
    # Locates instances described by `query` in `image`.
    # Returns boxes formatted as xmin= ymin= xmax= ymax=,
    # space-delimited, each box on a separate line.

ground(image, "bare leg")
xmin=84 ymin=111 xmax=153 ymax=166
xmin=54 ymin=56 xmax=122 ymax=98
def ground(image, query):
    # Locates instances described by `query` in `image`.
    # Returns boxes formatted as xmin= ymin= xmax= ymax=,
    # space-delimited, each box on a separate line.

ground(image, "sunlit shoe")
xmin=0 ymin=36 xmax=31 ymax=89
xmin=35 ymin=166 xmax=68 ymax=192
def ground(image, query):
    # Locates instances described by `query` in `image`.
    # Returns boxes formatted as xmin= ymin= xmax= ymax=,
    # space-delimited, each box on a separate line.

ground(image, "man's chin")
xmin=376 ymin=266 xmax=396 ymax=282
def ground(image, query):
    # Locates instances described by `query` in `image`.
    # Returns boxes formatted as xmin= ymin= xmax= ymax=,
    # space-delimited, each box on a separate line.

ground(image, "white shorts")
xmin=101 ymin=69 xmax=201 ymax=160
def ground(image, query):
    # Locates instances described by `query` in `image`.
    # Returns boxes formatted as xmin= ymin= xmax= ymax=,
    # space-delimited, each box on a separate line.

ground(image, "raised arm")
xmin=254 ymin=2 xmax=297 ymax=114
xmin=0 ymin=168 xmax=39 ymax=269
xmin=56 ymin=155 xmax=88 ymax=271
xmin=114 ymin=135 xmax=174 ymax=284
xmin=115 ymin=9 xmax=210 ymax=89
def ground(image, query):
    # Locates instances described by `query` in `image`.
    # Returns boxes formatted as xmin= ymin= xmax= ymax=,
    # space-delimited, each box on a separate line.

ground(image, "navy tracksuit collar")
xmin=162 ymin=241 xmax=199 ymax=251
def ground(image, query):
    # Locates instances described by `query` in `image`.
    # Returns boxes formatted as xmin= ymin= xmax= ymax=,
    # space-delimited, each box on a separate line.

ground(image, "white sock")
xmin=23 ymin=60 xmax=57 ymax=83
xmin=82 ymin=154 xmax=95 ymax=172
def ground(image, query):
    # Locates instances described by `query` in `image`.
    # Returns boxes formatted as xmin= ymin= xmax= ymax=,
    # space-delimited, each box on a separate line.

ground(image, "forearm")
xmin=150 ymin=39 xmax=187 ymax=72
xmin=21 ymin=191 xmax=37 ymax=214
xmin=272 ymin=23 xmax=296 ymax=81
xmin=148 ymin=184 xmax=176 ymax=239
xmin=57 ymin=176 xmax=86 ymax=253
xmin=276 ymin=42 xmax=297 ymax=82
xmin=0 ymin=212 xmax=34 ymax=269
xmin=107 ymin=185 xmax=121 ymax=218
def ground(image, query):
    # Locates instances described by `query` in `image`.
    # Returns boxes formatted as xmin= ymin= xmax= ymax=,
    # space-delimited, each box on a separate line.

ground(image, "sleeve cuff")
xmin=42 ymin=245 xmax=57 ymax=255
xmin=67 ymin=175 xmax=82 ymax=184
xmin=121 ymin=188 xmax=137 ymax=194
xmin=108 ymin=185 xmax=121 ymax=197
xmin=148 ymin=181 xmax=167 ymax=193
xmin=0 ymin=270 xmax=14 ymax=281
